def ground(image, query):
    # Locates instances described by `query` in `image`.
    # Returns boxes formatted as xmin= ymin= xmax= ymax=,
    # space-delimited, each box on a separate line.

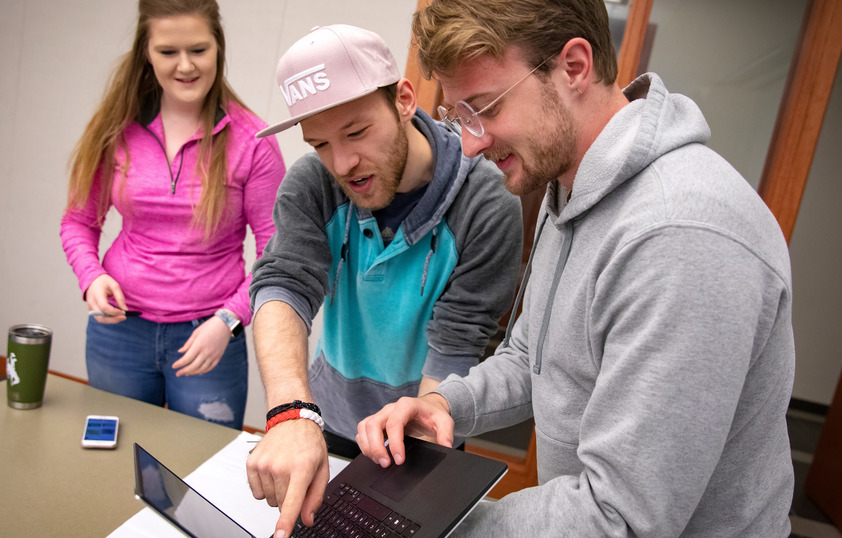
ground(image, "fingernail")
xmin=275 ymin=531 xmax=286 ymax=538
xmin=379 ymin=458 xmax=389 ymax=468
xmin=394 ymin=453 xmax=403 ymax=465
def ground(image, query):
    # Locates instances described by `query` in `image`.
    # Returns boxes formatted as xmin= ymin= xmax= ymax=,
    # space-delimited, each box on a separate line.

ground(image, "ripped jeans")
xmin=85 ymin=315 xmax=247 ymax=429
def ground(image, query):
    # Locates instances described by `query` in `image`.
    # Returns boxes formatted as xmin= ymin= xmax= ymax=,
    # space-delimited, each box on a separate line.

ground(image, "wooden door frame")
xmin=757 ymin=0 xmax=842 ymax=243
xmin=405 ymin=0 xmax=842 ymax=503
xmin=756 ymin=0 xmax=842 ymax=526
xmin=404 ymin=0 xmax=439 ymax=116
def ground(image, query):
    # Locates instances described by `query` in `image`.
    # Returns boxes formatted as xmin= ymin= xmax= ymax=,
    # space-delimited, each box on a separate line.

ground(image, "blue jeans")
xmin=86 ymin=316 xmax=247 ymax=429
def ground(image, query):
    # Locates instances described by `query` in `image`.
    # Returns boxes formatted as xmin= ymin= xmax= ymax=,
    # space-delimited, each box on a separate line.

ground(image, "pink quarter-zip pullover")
xmin=61 ymin=102 xmax=285 ymax=325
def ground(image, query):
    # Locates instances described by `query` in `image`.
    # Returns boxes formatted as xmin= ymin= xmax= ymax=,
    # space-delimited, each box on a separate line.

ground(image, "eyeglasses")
xmin=437 ymin=56 xmax=551 ymax=138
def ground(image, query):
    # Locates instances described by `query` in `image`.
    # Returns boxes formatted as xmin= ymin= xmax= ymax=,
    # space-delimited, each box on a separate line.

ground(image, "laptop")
xmin=134 ymin=437 xmax=507 ymax=538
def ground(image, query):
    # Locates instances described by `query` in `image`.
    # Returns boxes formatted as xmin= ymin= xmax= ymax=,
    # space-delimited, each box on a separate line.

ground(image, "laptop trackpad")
xmin=371 ymin=443 xmax=446 ymax=502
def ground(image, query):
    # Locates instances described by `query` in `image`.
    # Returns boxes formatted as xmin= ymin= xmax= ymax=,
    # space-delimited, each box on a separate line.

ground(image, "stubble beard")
xmin=339 ymin=123 xmax=408 ymax=210
xmin=487 ymin=82 xmax=578 ymax=197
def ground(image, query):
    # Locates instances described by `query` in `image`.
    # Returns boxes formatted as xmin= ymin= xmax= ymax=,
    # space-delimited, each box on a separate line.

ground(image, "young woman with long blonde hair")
xmin=61 ymin=0 xmax=285 ymax=429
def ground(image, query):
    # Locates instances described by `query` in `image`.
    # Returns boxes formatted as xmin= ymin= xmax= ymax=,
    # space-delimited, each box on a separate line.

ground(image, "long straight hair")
xmin=66 ymin=0 xmax=248 ymax=237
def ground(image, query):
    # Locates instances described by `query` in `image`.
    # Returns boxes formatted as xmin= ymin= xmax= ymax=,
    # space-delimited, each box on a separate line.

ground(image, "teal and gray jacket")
xmin=250 ymin=109 xmax=523 ymax=440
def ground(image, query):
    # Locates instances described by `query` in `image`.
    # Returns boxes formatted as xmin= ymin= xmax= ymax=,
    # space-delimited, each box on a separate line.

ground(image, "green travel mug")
xmin=6 ymin=324 xmax=52 ymax=409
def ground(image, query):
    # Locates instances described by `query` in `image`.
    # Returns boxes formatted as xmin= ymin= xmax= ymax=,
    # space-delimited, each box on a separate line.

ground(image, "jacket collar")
xmin=138 ymin=98 xmax=228 ymax=136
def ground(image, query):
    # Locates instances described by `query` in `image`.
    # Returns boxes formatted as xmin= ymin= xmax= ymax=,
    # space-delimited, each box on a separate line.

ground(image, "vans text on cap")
xmin=256 ymin=24 xmax=401 ymax=138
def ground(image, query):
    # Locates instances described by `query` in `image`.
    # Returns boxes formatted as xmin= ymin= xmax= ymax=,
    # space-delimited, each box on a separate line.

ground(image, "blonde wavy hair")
xmin=411 ymin=0 xmax=618 ymax=84
xmin=66 ymin=0 xmax=248 ymax=238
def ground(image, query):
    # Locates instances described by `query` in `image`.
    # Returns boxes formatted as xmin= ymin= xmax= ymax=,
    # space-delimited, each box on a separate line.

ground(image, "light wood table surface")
xmin=1 ymin=374 xmax=240 ymax=536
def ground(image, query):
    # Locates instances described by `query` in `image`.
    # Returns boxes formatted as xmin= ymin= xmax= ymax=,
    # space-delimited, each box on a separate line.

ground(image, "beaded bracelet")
xmin=266 ymin=400 xmax=321 ymax=422
xmin=265 ymin=408 xmax=325 ymax=433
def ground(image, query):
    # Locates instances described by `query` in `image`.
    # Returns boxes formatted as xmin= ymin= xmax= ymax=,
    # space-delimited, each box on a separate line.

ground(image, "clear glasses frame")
xmin=437 ymin=56 xmax=551 ymax=138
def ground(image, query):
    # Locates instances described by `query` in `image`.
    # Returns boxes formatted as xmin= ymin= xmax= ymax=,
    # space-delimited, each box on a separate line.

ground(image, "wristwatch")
xmin=214 ymin=309 xmax=243 ymax=337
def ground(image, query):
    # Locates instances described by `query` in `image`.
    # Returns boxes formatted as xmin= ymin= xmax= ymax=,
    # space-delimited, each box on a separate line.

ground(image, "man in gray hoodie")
xmin=356 ymin=0 xmax=796 ymax=536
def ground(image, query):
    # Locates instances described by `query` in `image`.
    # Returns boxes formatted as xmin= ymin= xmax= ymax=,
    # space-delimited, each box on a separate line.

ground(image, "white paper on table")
xmin=109 ymin=431 xmax=350 ymax=537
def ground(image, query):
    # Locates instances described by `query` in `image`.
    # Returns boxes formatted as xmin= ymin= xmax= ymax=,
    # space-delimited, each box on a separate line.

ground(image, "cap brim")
xmin=255 ymin=86 xmax=382 ymax=138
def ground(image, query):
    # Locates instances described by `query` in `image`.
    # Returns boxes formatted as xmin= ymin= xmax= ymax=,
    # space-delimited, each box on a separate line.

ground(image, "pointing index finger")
xmin=276 ymin=473 xmax=311 ymax=537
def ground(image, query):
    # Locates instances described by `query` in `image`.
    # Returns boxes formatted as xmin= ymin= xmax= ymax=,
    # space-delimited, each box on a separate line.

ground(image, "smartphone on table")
xmin=82 ymin=415 xmax=119 ymax=449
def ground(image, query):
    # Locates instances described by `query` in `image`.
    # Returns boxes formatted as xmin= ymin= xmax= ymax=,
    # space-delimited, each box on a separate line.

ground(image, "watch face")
xmin=231 ymin=321 xmax=243 ymax=337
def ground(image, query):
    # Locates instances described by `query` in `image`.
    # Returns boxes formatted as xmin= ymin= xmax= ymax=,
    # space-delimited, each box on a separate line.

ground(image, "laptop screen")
xmin=133 ymin=443 xmax=255 ymax=538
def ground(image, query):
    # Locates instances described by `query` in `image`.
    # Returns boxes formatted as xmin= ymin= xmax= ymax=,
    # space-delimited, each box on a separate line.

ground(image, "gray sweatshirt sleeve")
xmin=438 ymin=227 xmax=793 ymax=537
xmin=249 ymin=154 xmax=338 ymax=320
xmin=422 ymin=158 xmax=524 ymax=380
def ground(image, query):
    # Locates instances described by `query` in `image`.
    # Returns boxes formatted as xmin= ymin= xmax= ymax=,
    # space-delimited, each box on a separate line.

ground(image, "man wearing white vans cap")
xmin=246 ymin=24 xmax=522 ymax=536
xmin=255 ymin=25 xmax=404 ymax=137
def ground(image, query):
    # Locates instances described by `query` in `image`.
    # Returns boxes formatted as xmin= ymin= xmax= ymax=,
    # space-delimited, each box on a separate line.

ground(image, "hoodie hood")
xmin=328 ymin=107 xmax=490 ymax=300
xmin=506 ymin=73 xmax=715 ymax=374
xmin=349 ymin=107 xmax=481 ymax=246
xmin=400 ymin=108 xmax=484 ymax=245
xmin=553 ymin=73 xmax=712 ymax=225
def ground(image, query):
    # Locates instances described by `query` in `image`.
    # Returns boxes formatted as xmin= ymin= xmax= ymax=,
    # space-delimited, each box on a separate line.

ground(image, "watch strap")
xmin=214 ymin=309 xmax=243 ymax=337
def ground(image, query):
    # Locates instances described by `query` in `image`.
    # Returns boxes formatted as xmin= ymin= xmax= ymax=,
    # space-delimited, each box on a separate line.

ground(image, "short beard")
xmin=338 ymin=120 xmax=408 ymax=210
xmin=486 ymin=82 xmax=578 ymax=197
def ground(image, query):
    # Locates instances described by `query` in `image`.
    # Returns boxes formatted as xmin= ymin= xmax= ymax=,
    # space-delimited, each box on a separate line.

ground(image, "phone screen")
xmin=85 ymin=417 xmax=118 ymax=441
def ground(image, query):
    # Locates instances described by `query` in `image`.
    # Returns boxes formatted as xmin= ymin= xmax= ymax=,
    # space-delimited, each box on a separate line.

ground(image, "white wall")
xmin=644 ymin=0 xmax=805 ymax=190
xmin=0 ymin=0 xmax=416 ymax=430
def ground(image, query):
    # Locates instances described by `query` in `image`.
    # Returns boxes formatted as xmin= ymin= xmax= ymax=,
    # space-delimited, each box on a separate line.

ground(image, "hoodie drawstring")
xmin=329 ymin=204 xmax=354 ymax=307
xmin=330 ymin=204 xmax=440 ymax=302
xmin=533 ymin=221 xmax=572 ymax=374
xmin=502 ymin=212 xmax=549 ymax=348
xmin=419 ymin=227 xmax=438 ymax=296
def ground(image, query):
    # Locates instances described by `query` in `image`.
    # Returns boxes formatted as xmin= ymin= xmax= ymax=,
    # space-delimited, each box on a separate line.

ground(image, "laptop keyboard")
xmin=291 ymin=483 xmax=421 ymax=538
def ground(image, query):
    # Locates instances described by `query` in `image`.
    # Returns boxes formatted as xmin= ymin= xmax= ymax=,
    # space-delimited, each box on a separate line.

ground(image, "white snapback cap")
xmin=256 ymin=24 xmax=401 ymax=138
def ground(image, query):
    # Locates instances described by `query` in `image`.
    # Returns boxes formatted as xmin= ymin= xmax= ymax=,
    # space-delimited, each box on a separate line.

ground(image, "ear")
xmin=395 ymin=78 xmax=418 ymax=123
xmin=556 ymin=37 xmax=593 ymax=95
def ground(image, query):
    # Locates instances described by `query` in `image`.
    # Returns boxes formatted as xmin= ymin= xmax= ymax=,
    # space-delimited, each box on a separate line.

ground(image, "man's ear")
xmin=395 ymin=78 xmax=418 ymax=122
xmin=557 ymin=37 xmax=593 ymax=94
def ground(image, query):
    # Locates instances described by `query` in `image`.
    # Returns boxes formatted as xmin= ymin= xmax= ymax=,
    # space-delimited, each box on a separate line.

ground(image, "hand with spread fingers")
xmin=173 ymin=315 xmax=231 ymax=377
xmin=356 ymin=394 xmax=454 ymax=469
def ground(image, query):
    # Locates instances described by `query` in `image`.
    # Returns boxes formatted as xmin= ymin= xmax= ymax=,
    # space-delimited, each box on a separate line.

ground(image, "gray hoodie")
xmin=438 ymin=73 xmax=795 ymax=537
